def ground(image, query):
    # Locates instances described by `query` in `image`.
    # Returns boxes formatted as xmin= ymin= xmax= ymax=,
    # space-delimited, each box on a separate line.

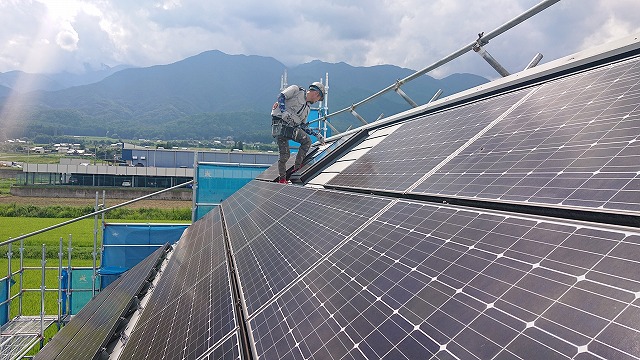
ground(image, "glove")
xmin=277 ymin=93 xmax=286 ymax=112
xmin=302 ymin=125 xmax=313 ymax=136
xmin=316 ymin=133 xmax=325 ymax=145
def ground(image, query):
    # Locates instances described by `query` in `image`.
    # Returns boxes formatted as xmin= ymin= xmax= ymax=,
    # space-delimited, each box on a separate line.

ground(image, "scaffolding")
xmin=0 ymin=181 xmax=192 ymax=359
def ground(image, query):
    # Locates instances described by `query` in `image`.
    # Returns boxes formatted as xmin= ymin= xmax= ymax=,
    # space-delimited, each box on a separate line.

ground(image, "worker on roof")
xmin=271 ymin=81 xmax=326 ymax=184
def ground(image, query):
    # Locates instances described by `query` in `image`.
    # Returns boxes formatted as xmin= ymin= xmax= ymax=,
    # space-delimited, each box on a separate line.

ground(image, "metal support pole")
xmin=323 ymin=72 xmax=330 ymax=138
xmin=100 ymin=190 xmax=105 ymax=291
xmin=473 ymin=34 xmax=511 ymax=77
xmin=321 ymin=0 xmax=560 ymax=134
xmin=525 ymin=53 xmax=544 ymax=70
xmin=350 ymin=106 xmax=368 ymax=125
xmin=92 ymin=192 xmax=98 ymax=297
xmin=57 ymin=237 xmax=63 ymax=329
xmin=191 ymin=151 xmax=198 ymax=223
xmin=474 ymin=46 xmax=510 ymax=76
xmin=19 ymin=239 xmax=23 ymax=316
xmin=429 ymin=89 xmax=443 ymax=104
xmin=325 ymin=120 xmax=339 ymax=134
xmin=67 ymin=235 xmax=72 ymax=317
xmin=394 ymin=81 xmax=418 ymax=108
xmin=7 ymin=242 xmax=12 ymax=321
xmin=40 ymin=244 xmax=46 ymax=347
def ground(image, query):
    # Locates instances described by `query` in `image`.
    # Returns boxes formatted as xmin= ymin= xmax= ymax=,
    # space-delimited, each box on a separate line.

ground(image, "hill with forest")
xmin=0 ymin=51 xmax=488 ymax=142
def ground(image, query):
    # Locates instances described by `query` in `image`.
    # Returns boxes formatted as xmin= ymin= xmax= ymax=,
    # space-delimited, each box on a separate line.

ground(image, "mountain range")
xmin=0 ymin=63 xmax=132 ymax=93
xmin=0 ymin=51 xmax=489 ymax=143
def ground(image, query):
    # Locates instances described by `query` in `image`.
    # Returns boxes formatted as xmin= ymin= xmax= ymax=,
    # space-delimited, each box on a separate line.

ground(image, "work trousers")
xmin=277 ymin=128 xmax=311 ymax=180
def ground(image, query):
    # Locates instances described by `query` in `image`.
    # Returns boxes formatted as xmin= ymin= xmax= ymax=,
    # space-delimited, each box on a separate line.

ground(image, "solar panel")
xmin=325 ymin=89 xmax=531 ymax=192
xmin=222 ymin=181 xmax=295 ymax=230
xmin=34 ymin=244 xmax=169 ymax=360
xmin=118 ymin=208 xmax=237 ymax=360
xmin=222 ymin=181 xmax=393 ymax=316
xmin=409 ymin=56 xmax=640 ymax=213
xmin=248 ymin=198 xmax=640 ymax=359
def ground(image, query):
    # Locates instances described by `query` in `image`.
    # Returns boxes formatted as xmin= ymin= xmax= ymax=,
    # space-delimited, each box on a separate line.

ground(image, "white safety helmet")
xmin=309 ymin=82 xmax=325 ymax=100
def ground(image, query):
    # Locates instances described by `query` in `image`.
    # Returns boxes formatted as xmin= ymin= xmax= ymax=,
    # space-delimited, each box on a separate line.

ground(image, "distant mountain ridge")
xmin=0 ymin=64 xmax=133 ymax=93
xmin=0 ymin=51 xmax=488 ymax=142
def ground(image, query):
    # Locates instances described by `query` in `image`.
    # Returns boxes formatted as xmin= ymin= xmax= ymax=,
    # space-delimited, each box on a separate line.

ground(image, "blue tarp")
xmin=61 ymin=269 xmax=99 ymax=315
xmin=100 ymin=223 xmax=188 ymax=289
xmin=194 ymin=163 xmax=269 ymax=220
xmin=0 ymin=278 xmax=14 ymax=325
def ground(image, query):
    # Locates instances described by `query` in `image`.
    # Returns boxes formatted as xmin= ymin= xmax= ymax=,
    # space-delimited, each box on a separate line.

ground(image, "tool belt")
xmin=272 ymin=116 xmax=296 ymax=138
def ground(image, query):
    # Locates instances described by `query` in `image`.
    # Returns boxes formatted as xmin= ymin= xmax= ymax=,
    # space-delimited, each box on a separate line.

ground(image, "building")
xmin=17 ymin=144 xmax=278 ymax=189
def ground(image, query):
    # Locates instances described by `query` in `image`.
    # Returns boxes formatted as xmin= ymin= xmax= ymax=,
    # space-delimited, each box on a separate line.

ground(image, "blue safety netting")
xmin=99 ymin=223 xmax=188 ymax=289
xmin=194 ymin=163 xmax=269 ymax=220
xmin=61 ymin=269 xmax=99 ymax=315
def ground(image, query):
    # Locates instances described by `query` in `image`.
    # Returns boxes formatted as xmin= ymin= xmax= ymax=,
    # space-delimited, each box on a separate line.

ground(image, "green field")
xmin=1 ymin=215 xmax=186 ymax=256
xmin=1 ymin=217 xmax=97 ymax=256
xmin=0 ymin=179 xmax=16 ymax=195
xmin=0 ymin=216 xmax=179 ymax=314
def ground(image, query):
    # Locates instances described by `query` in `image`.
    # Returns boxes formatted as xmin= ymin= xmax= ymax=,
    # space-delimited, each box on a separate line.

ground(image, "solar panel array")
xmin=114 ymin=179 xmax=640 ymax=360
xmin=412 ymin=57 xmax=640 ymax=212
xmin=34 ymin=244 xmax=169 ymax=360
xmin=39 ymin=42 xmax=640 ymax=360
xmin=118 ymin=207 xmax=239 ymax=360
xmin=327 ymin=56 xmax=640 ymax=215
xmin=240 ymin=53 xmax=640 ymax=359
xmin=326 ymin=89 xmax=532 ymax=192
xmin=246 ymin=196 xmax=640 ymax=359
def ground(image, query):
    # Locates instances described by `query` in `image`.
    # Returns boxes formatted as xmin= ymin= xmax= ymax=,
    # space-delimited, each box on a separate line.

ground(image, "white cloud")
xmin=56 ymin=28 xmax=79 ymax=51
xmin=0 ymin=0 xmax=638 ymax=78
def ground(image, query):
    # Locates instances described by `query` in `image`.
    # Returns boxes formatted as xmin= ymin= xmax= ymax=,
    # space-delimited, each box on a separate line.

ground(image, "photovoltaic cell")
xmin=248 ymin=198 xmax=640 ymax=359
xmin=34 ymin=244 xmax=169 ymax=360
xmin=412 ymin=56 xmax=640 ymax=212
xmin=222 ymin=181 xmax=392 ymax=316
xmin=198 ymin=332 xmax=242 ymax=360
xmin=118 ymin=208 xmax=237 ymax=360
xmin=325 ymin=89 xmax=530 ymax=192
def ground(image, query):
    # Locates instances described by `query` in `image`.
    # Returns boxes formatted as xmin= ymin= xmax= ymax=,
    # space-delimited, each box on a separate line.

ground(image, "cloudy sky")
xmin=0 ymin=0 xmax=638 ymax=79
